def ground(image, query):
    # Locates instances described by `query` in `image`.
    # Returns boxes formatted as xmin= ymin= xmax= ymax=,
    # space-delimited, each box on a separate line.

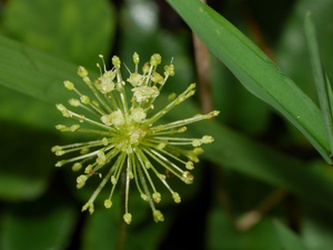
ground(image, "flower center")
xmin=115 ymin=125 xmax=147 ymax=153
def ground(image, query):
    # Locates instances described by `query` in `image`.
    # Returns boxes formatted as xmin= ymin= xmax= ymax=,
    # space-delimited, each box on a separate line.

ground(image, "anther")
xmin=153 ymin=192 xmax=161 ymax=203
xmin=104 ymin=199 xmax=112 ymax=208
xmin=123 ymin=213 xmax=132 ymax=224
xmin=64 ymin=80 xmax=74 ymax=90
xmin=150 ymin=53 xmax=162 ymax=66
xmin=77 ymin=66 xmax=88 ymax=77
xmin=172 ymin=192 xmax=181 ymax=203
xmin=153 ymin=210 xmax=164 ymax=222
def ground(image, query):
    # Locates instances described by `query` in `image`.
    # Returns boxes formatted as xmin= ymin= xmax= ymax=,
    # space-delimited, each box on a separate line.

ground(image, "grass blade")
xmin=305 ymin=13 xmax=333 ymax=157
xmin=167 ymin=0 xmax=332 ymax=164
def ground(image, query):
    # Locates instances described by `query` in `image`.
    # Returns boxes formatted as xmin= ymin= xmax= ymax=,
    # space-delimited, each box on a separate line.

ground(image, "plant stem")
xmin=192 ymin=0 xmax=233 ymax=218
xmin=116 ymin=168 xmax=128 ymax=250
xmin=192 ymin=29 xmax=213 ymax=113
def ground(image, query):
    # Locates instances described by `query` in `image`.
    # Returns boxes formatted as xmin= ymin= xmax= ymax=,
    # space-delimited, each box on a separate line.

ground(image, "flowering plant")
xmin=52 ymin=52 xmax=219 ymax=224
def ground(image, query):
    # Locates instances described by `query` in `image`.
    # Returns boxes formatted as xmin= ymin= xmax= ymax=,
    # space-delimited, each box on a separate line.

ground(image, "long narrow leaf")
xmin=305 ymin=13 xmax=333 ymax=156
xmin=167 ymin=0 xmax=332 ymax=164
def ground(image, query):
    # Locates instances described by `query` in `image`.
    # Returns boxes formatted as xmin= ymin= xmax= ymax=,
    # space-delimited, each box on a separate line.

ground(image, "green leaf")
xmin=207 ymin=210 xmax=307 ymax=250
xmin=304 ymin=13 xmax=333 ymax=155
xmin=176 ymin=100 xmax=333 ymax=211
xmin=207 ymin=211 xmax=276 ymax=250
xmin=0 ymin=35 xmax=85 ymax=104
xmin=211 ymin=58 xmax=271 ymax=134
xmin=0 ymin=86 xmax=59 ymax=131
xmin=2 ymin=0 xmax=116 ymax=70
xmin=0 ymin=35 xmax=101 ymax=129
xmin=205 ymin=119 xmax=333 ymax=210
xmin=82 ymin=209 xmax=119 ymax=250
xmin=276 ymin=0 xmax=333 ymax=98
xmin=272 ymin=220 xmax=308 ymax=250
xmin=0 ymin=204 xmax=77 ymax=250
xmin=302 ymin=216 xmax=333 ymax=249
xmin=0 ymin=122 xmax=54 ymax=200
xmin=82 ymin=208 xmax=170 ymax=250
xmin=167 ymin=0 xmax=332 ymax=164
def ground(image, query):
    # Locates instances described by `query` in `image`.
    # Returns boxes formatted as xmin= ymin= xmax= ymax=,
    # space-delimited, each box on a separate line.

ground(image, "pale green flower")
xmin=51 ymin=52 xmax=219 ymax=224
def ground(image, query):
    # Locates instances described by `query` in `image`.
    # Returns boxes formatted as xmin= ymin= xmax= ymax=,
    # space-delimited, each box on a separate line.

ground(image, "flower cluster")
xmin=52 ymin=52 xmax=219 ymax=224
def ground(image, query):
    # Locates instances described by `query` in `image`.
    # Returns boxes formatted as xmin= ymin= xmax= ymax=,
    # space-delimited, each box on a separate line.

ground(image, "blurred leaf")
xmin=276 ymin=0 xmax=333 ymax=100
xmin=211 ymin=58 xmax=271 ymax=134
xmin=82 ymin=208 xmax=170 ymax=250
xmin=0 ymin=122 xmax=55 ymax=200
xmin=0 ymin=35 xmax=84 ymax=103
xmin=0 ymin=37 xmax=84 ymax=199
xmin=207 ymin=209 xmax=307 ymax=250
xmin=167 ymin=0 xmax=332 ymax=164
xmin=124 ymin=222 xmax=169 ymax=250
xmin=0 ymin=35 xmax=100 ymax=131
xmin=304 ymin=13 xmax=333 ymax=154
xmin=82 ymin=209 xmax=118 ymax=250
xmin=0 ymin=173 xmax=45 ymax=201
xmin=0 ymin=87 xmax=58 ymax=131
xmin=272 ymin=220 xmax=308 ymax=250
xmin=0 ymin=204 xmax=77 ymax=250
xmin=207 ymin=210 xmax=277 ymax=250
xmin=2 ymin=0 xmax=116 ymax=69
xmin=177 ymin=100 xmax=333 ymax=211
xmin=302 ymin=217 xmax=333 ymax=250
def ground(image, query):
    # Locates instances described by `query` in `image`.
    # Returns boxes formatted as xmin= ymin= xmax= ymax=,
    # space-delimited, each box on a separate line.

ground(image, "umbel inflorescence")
xmin=52 ymin=52 xmax=219 ymax=224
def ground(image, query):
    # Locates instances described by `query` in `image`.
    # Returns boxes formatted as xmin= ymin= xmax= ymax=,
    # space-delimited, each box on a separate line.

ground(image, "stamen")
xmin=52 ymin=53 xmax=218 ymax=223
xmin=98 ymin=54 xmax=107 ymax=72
xmin=123 ymin=213 xmax=132 ymax=224
xmin=104 ymin=199 xmax=112 ymax=208
xmin=153 ymin=209 xmax=164 ymax=222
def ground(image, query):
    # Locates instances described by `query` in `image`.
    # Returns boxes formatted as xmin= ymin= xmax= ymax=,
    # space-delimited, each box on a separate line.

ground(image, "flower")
xmin=51 ymin=52 xmax=219 ymax=224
